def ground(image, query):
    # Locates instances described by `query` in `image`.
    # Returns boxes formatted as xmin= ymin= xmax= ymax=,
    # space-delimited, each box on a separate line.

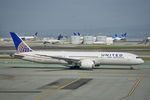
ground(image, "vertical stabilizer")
xmin=10 ymin=32 xmax=32 ymax=53
xmin=34 ymin=32 xmax=38 ymax=37
xmin=112 ymin=33 xmax=118 ymax=39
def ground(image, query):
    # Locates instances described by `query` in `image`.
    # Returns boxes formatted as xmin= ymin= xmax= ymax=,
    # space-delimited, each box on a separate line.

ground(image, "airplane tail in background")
xmin=119 ymin=33 xmax=123 ymax=38
xmin=112 ymin=33 xmax=118 ymax=39
xmin=73 ymin=32 xmax=80 ymax=36
xmin=77 ymin=32 xmax=80 ymax=36
xmin=123 ymin=33 xmax=127 ymax=37
xmin=10 ymin=32 xmax=32 ymax=53
xmin=57 ymin=34 xmax=63 ymax=40
xmin=73 ymin=33 xmax=76 ymax=36
xmin=120 ymin=33 xmax=127 ymax=39
xmin=34 ymin=32 xmax=38 ymax=37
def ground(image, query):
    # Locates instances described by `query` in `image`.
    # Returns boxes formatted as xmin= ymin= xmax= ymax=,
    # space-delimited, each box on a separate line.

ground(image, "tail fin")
xmin=112 ymin=33 xmax=118 ymax=39
xmin=77 ymin=32 xmax=80 ymax=36
xmin=57 ymin=34 xmax=63 ymax=40
xmin=73 ymin=33 xmax=76 ymax=36
xmin=119 ymin=33 xmax=124 ymax=38
xmin=35 ymin=32 xmax=38 ymax=37
xmin=120 ymin=33 xmax=127 ymax=39
xmin=123 ymin=33 xmax=127 ymax=37
xmin=10 ymin=32 xmax=32 ymax=53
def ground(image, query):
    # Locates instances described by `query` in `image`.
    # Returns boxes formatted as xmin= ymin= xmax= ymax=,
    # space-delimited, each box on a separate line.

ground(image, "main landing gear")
xmin=70 ymin=66 xmax=80 ymax=69
xmin=130 ymin=66 xmax=134 ymax=70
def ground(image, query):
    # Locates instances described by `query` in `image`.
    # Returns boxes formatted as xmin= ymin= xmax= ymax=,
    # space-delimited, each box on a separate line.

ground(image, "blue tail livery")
xmin=57 ymin=34 xmax=63 ymax=40
xmin=35 ymin=32 xmax=38 ymax=37
xmin=119 ymin=32 xmax=127 ymax=39
xmin=123 ymin=33 xmax=127 ymax=37
xmin=73 ymin=33 xmax=77 ymax=36
xmin=112 ymin=33 xmax=118 ymax=39
xmin=77 ymin=32 xmax=80 ymax=36
xmin=73 ymin=32 xmax=80 ymax=36
xmin=10 ymin=32 xmax=32 ymax=53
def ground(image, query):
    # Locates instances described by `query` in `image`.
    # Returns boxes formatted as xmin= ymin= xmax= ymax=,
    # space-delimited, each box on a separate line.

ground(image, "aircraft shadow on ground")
xmin=94 ymin=67 xmax=138 ymax=70
xmin=10 ymin=66 xmax=67 ymax=72
xmin=9 ymin=66 xmax=140 ymax=71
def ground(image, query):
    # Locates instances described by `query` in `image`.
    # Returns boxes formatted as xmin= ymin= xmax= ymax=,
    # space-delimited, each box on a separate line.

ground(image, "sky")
xmin=0 ymin=0 xmax=150 ymax=38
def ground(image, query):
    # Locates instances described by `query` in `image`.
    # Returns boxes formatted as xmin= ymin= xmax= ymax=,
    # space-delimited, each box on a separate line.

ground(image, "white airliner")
xmin=43 ymin=34 xmax=63 ymax=44
xmin=43 ymin=39 xmax=61 ymax=44
xmin=20 ymin=32 xmax=38 ymax=40
xmin=10 ymin=32 xmax=144 ymax=69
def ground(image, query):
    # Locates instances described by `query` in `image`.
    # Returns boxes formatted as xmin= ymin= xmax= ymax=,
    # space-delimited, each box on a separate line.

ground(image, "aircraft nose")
xmin=139 ymin=59 xmax=144 ymax=64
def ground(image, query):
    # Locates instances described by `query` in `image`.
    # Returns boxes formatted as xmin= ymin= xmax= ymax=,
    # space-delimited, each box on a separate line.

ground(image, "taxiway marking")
xmin=119 ymin=76 xmax=144 ymax=100
xmin=35 ymin=73 xmax=88 ymax=100
xmin=128 ymin=76 xmax=144 ymax=96
xmin=128 ymin=78 xmax=136 ymax=81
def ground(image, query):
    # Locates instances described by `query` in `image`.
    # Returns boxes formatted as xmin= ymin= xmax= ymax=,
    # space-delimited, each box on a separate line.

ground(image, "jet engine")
xmin=80 ymin=59 xmax=95 ymax=69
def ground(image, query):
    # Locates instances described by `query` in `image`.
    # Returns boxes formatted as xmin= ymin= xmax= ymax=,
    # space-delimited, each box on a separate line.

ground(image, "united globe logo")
xmin=17 ymin=42 xmax=30 ymax=53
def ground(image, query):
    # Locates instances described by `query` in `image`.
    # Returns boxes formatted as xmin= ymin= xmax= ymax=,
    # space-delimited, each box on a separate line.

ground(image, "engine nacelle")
xmin=80 ymin=59 xmax=95 ymax=69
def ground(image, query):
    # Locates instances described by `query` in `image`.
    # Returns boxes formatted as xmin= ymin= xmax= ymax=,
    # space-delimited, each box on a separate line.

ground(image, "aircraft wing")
xmin=36 ymin=54 xmax=80 ymax=63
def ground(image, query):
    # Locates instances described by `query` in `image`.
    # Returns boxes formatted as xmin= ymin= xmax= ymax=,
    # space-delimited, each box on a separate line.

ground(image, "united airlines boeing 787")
xmin=10 ymin=32 xmax=144 ymax=69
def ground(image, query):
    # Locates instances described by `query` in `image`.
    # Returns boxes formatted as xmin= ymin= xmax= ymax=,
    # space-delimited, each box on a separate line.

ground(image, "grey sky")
xmin=0 ymin=0 xmax=150 ymax=37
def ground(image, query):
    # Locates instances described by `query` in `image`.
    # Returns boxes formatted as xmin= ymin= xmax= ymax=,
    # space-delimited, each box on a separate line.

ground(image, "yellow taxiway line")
xmin=128 ymin=76 xmax=144 ymax=96
xmin=35 ymin=73 xmax=88 ymax=100
xmin=119 ymin=76 xmax=144 ymax=100
xmin=128 ymin=78 xmax=136 ymax=81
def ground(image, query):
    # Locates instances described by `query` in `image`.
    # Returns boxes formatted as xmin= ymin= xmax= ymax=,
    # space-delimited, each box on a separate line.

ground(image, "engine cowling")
xmin=80 ymin=59 xmax=95 ymax=69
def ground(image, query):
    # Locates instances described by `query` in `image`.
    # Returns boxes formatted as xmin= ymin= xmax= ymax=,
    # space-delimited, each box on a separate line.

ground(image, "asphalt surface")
xmin=0 ymin=59 xmax=150 ymax=100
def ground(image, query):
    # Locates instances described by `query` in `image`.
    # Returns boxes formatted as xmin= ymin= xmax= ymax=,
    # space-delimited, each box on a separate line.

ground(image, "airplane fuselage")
xmin=14 ymin=51 xmax=144 ymax=67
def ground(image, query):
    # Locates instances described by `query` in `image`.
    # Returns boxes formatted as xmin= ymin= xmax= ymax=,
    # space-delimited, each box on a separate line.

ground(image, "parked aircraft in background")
xmin=10 ymin=32 xmax=143 ymax=69
xmin=0 ymin=38 xmax=12 ymax=42
xmin=20 ymin=32 xmax=38 ymax=40
xmin=73 ymin=32 xmax=84 ymax=40
xmin=43 ymin=34 xmax=63 ymax=44
xmin=73 ymin=32 xmax=80 ymax=36
xmin=112 ymin=33 xmax=127 ymax=41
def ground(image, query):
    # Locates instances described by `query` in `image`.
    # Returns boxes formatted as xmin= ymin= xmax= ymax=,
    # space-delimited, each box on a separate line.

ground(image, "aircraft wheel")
xmin=130 ymin=66 xmax=134 ymax=70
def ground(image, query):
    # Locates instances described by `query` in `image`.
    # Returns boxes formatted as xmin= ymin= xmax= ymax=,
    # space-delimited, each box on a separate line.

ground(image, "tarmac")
xmin=0 ymin=59 xmax=150 ymax=100
xmin=0 ymin=40 xmax=150 ymax=100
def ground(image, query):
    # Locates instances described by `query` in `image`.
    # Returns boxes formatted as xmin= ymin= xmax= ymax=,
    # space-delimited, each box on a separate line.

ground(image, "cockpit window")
xmin=136 ymin=57 xmax=141 ymax=59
